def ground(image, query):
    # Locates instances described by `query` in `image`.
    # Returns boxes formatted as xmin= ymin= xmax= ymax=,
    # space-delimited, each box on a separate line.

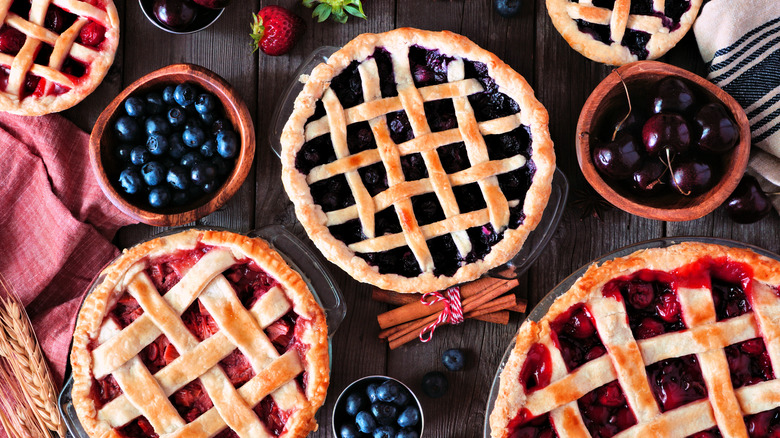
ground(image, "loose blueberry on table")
xmin=335 ymin=378 xmax=421 ymax=438
xmin=442 ymin=348 xmax=466 ymax=371
xmin=112 ymin=82 xmax=239 ymax=210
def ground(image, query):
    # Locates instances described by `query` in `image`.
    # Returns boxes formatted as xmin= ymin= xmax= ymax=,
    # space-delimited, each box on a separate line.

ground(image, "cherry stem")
xmin=612 ymin=70 xmax=633 ymax=142
xmin=665 ymin=148 xmax=690 ymax=196
xmin=647 ymin=158 xmax=669 ymax=190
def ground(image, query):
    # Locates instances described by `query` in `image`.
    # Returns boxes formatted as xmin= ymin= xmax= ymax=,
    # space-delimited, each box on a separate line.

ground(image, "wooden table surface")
xmin=65 ymin=1 xmax=780 ymax=436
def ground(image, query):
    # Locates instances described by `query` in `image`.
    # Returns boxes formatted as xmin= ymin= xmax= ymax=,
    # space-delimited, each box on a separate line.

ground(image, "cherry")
xmin=592 ymin=132 xmax=643 ymax=180
xmin=636 ymin=317 xmax=665 ymax=339
xmin=655 ymin=292 xmax=681 ymax=323
xmin=153 ymin=0 xmax=198 ymax=31
xmin=671 ymin=159 xmax=713 ymax=196
xmin=568 ymin=307 xmax=596 ymax=339
xmin=597 ymin=381 xmax=625 ymax=407
xmin=626 ymin=282 xmax=655 ymax=309
xmin=653 ymin=77 xmax=696 ymax=114
xmin=642 ymin=113 xmax=691 ymax=157
xmin=631 ymin=159 xmax=667 ymax=196
xmin=0 ymin=26 xmax=25 ymax=55
xmin=725 ymin=175 xmax=772 ymax=224
xmin=192 ymin=0 xmax=231 ymax=8
xmin=694 ymin=103 xmax=739 ymax=154
xmin=585 ymin=345 xmax=606 ymax=361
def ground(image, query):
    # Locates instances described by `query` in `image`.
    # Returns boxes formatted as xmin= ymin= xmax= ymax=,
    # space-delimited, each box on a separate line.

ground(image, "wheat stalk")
xmin=0 ymin=276 xmax=65 ymax=438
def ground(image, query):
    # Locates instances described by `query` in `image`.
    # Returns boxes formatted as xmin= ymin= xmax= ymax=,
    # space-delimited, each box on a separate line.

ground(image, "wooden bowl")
xmin=576 ymin=61 xmax=750 ymax=222
xmin=90 ymin=64 xmax=255 ymax=226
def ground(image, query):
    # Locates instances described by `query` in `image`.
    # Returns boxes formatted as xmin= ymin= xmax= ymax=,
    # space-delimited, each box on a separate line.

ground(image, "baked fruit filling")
xmin=89 ymin=246 xmax=311 ymax=438
xmin=295 ymin=46 xmax=536 ymax=279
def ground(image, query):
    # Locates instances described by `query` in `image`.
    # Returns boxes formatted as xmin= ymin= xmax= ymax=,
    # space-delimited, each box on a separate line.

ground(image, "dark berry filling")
xmin=712 ymin=277 xmax=752 ymax=321
xmin=629 ymin=0 xmax=654 ymax=14
xmin=346 ymin=121 xmax=376 ymax=155
xmin=506 ymin=410 xmax=558 ymax=438
xmin=62 ymin=57 xmax=88 ymax=79
xmin=409 ymin=45 xmax=452 ymax=87
xmin=725 ymin=338 xmax=775 ymax=389
xmin=519 ymin=344 xmax=553 ymax=392
xmin=358 ymin=162 xmax=388 ymax=196
xmin=411 ymin=192 xmax=445 ymax=225
xmin=453 ymin=183 xmax=487 ymax=213
xmin=498 ymin=165 xmax=534 ymax=205
xmin=372 ymin=47 xmax=397 ymax=98
xmin=427 ymin=234 xmax=461 ymax=277
xmin=328 ymin=219 xmax=366 ymax=245
xmin=170 ymin=380 xmax=213 ymax=423
xmin=485 ymin=127 xmax=533 ymax=160
xmin=602 ymin=270 xmax=686 ymax=340
xmin=357 ymin=246 xmax=422 ymax=277
xmin=306 ymin=100 xmax=326 ymax=125
xmin=576 ymin=19 xmax=613 ymax=45
xmin=621 ymin=29 xmax=651 ymax=61
xmin=375 ymin=206 xmax=402 ymax=236
xmin=9 ymin=0 xmax=30 ymax=19
xmin=329 ymin=61 xmax=363 ymax=109
xmin=664 ymin=0 xmax=692 ymax=28
xmin=295 ymin=134 xmax=336 ymax=175
xmin=592 ymin=0 xmax=616 ymax=7
xmin=646 ymin=354 xmax=707 ymax=412
xmin=578 ymin=381 xmax=637 ymax=438
xmin=309 ymin=175 xmax=355 ymax=212
xmin=400 ymin=152 xmax=428 ymax=181
xmin=424 ymin=99 xmax=458 ymax=132
xmin=464 ymin=224 xmax=504 ymax=263
xmin=744 ymin=407 xmax=780 ymax=438
xmin=508 ymin=204 xmax=527 ymax=230
xmin=387 ymin=110 xmax=415 ymax=143
xmin=437 ymin=142 xmax=471 ymax=173
xmin=44 ymin=5 xmax=77 ymax=33
xmin=551 ymin=304 xmax=606 ymax=371
xmin=687 ymin=428 xmax=723 ymax=438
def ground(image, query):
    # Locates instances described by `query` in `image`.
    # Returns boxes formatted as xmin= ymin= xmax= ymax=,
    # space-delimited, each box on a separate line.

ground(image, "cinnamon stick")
xmin=372 ymin=288 xmax=527 ymax=314
xmin=377 ymin=274 xmax=518 ymax=329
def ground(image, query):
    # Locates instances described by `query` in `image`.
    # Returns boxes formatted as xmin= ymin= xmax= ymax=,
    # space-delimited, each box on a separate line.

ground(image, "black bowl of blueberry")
xmin=139 ymin=0 xmax=229 ymax=34
xmin=89 ymin=63 xmax=255 ymax=226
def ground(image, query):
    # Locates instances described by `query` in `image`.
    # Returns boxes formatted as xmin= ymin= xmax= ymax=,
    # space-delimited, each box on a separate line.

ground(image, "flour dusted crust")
xmin=0 ymin=0 xmax=120 ymax=115
xmin=490 ymin=242 xmax=780 ymax=438
xmin=546 ymin=0 xmax=703 ymax=65
xmin=281 ymin=28 xmax=555 ymax=294
xmin=70 ymin=229 xmax=329 ymax=438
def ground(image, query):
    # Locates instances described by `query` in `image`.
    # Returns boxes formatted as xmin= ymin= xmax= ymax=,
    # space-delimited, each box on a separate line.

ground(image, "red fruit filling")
xmin=0 ymin=25 xmax=25 ymax=55
xmin=519 ymin=343 xmax=552 ymax=392
xmin=141 ymin=335 xmax=179 ymax=374
xmin=225 ymin=260 xmax=280 ymax=308
xmin=44 ymin=5 xmax=77 ymax=33
xmin=219 ymin=349 xmax=256 ymax=388
xmin=169 ymin=380 xmax=213 ymax=423
xmin=550 ymin=304 xmax=606 ymax=371
xmin=506 ymin=409 xmax=558 ymax=438
xmin=577 ymin=381 xmax=637 ymax=438
xmin=687 ymin=427 xmax=723 ymax=438
xmin=181 ymin=300 xmax=220 ymax=341
xmin=111 ymin=293 xmax=144 ymax=327
xmin=745 ymin=407 xmax=780 ymax=437
xmin=603 ymin=270 xmax=686 ymax=340
xmin=117 ymin=417 xmax=158 ymax=438
xmin=78 ymin=21 xmax=106 ymax=47
xmin=92 ymin=374 xmax=122 ymax=408
xmin=725 ymin=338 xmax=775 ymax=389
xmin=255 ymin=396 xmax=292 ymax=436
xmin=145 ymin=244 xmax=214 ymax=294
xmin=672 ymin=257 xmax=753 ymax=321
xmin=646 ymin=354 xmax=707 ymax=412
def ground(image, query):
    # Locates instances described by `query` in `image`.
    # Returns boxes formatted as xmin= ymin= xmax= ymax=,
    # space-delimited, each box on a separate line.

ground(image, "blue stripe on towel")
xmin=755 ymin=120 xmax=780 ymax=143
xmin=752 ymin=107 xmax=780 ymax=131
xmin=748 ymin=93 xmax=780 ymax=119
xmin=710 ymin=22 xmax=780 ymax=72
xmin=712 ymin=16 xmax=780 ymax=59
xmin=712 ymin=36 xmax=780 ymax=83
xmin=721 ymin=49 xmax=780 ymax=108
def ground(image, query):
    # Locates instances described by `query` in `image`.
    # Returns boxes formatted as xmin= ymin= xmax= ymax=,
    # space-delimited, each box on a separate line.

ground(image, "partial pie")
xmin=70 ymin=230 xmax=329 ymax=438
xmin=490 ymin=242 xmax=780 ymax=438
xmin=281 ymin=28 xmax=555 ymax=294
xmin=0 ymin=0 xmax=119 ymax=115
xmin=547 ymin=0 xmax=703 ymax=65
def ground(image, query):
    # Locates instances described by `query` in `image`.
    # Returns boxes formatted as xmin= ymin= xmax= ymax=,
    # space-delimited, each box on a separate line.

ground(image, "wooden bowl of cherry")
xmin=90 ymin=63 xmax=255 ymax=226
xmin=576 ymin=61 xmax=750 ymax=222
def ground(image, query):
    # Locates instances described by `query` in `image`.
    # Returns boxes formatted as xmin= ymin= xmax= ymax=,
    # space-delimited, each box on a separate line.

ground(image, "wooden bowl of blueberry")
xmin=90 ymin=63 xmax=254 ymax=226
xmin=576 ymin=61 xmax=751 ymax=222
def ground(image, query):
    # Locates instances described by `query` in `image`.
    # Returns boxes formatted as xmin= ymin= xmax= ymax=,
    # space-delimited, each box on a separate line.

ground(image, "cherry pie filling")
xmin=570 ymin=0 xmax=692 ymax=59
xmin=295 ymin=46 xmax=536 ymax=278
xmin=89 ymin=245 xmax=313 ymax=438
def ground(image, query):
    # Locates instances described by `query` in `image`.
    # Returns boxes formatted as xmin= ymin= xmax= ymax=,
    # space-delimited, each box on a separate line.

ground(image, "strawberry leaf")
xmin=312 ymin=3 xmax=331 ymax=22
xmin=249 ymin=13 xmax=265 ymax=53
xmin=303 ymin=0 xmax=366 ymax=23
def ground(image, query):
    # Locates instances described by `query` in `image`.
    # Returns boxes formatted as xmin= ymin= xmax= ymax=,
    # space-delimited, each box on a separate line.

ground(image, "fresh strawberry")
xmin=78 ymin=21 xmax=105 ymax=47
xmin=250 ymin=6 xmax=305 ymax=56
xmin=0 ymin=26 xmax=25 ymax=55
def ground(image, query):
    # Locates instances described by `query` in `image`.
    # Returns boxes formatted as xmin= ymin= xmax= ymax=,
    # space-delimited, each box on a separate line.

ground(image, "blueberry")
xmin=174 ymin=83 xmax=197 ymax=107
xmin=373 ymin=425 xmax=396 ymax=438
xmin=367 ymin=383 xmax=380 ymax=403
xmin=145 ymin=92 xmax=164 ymax=115
xmin=183 ymin=125 xmax=206 ymax=148
xmin=167 ymin=107 xmax=186 ymax=128
xmin=145 ymin=116 xmax=171 ymax=136
xmin=377 ymin=380 xmax=402 ymax=403
xmin=396 ymin=428 xmax=419 ymax=438
xmin=124 ymin=96 xmax=145 ymax=117
xmin=421 ymin=372 xmax=448 ymax=398
xmin=146 ymin=133 xmax=169 ymax=156
xmin=141 ymin=162 xmax=166 ymax=186
xmin=392 ymin=390 xmax=410 ymax=407
xmin=212 ymin=157 xmax=230 ymax=176
xmin=115 ymin=115 xmax=141 ymax=142
xmin=339 ymin=424 xmax=359 ymax=438
xmin=190 ymin=162 xmax=216 ymax=187
xmin=130 ymin=146 xmax=151 ymax=166
xmin=216 ymin=130 xmax=239 ymax=158
xmin=116 ymin=144 xmax=133 ymax=162
xmin=166 ymin=166 xmax=189 ymax=190
xmin=371 ymin=403 xmax=397 ymax=426
xmin=355 ymin=411 xmax=377 ymax=434
xmin=172 ymin=190 xmax=189 ymax=205
xmin=495 ymin=0 xmax=522 ymax=17
xmin=168 ymin=136 xmax=186 ymax=159
xmin=162 ymin=85 xmax=176 ymax=104
xmin=199 ymin=111 xmax=215 ymax=126
xmin=442 ymin=348 xmax=466 ymax=371
xmin=148 ymin=186 xmax=171 ymax=208
xmin=202 ymin=180 xmax=219 ymax=193
xmin=184 ymin=117 xmax=202 ymax=131
xmin=118 ymin=168 xmax=142 ymax=194
xmin=200 ymin=139 xmax=216 ymax=158
xmin=211 ymin=118 xmax=229 ymax=134
xmin=397 ymin=406 xmax=419 ymax=428
xmin=194 ymin=93 xmax=217 ymax=114
xmin=180 ymin=152 xmax=201 ymax=168
xmin=188 ymin=184 xmax=203 ymax=199
xmin=345 ymin=392 xmax=365 ymax=416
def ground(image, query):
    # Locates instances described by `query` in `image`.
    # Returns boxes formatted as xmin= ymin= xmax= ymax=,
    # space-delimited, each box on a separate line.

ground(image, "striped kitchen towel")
xmin=694 ymin=0 xmax=780 ymax=212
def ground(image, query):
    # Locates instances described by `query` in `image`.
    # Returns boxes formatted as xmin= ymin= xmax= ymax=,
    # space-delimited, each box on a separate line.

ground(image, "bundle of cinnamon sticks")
xmin=373 ymin=272 xmax=526 ymax=349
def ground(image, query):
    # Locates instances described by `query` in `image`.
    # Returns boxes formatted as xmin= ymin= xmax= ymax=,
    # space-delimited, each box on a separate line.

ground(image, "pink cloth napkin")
xmin=0 ymin=113 xmax=135 ymax=385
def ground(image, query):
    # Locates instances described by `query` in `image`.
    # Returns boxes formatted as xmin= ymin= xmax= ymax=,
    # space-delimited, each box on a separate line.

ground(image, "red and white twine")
xmin=418 ymin=286 xmax=464 ymax=342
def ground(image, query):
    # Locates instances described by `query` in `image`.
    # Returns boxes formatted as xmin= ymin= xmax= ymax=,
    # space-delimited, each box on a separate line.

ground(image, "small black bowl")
xmin=333 ymin=376 xmax=425 ymax=437
xmin=139 ymin=0 xmax=224 ymax=34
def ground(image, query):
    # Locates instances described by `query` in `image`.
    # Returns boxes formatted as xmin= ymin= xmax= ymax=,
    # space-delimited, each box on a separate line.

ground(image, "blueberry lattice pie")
xmin=71 ymin=230 xmax=329 ymax=438
xmin=490 ymin=242 xmax=780 ymax=438
xmin=547 ymin=0 xmax=703 ymax=65
xmin=281 ymin=28 xmax=555 ymax=294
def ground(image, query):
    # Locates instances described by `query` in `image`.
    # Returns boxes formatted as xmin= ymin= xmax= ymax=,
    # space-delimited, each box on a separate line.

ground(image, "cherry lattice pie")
xmin=281 ymin=28 xmax=555 ymax=294
xmin=71 ymin=230 xmax=329 ymax=438
xmin=489 ymin=242 xmax=780 ymax=438
xmin=0 ymin=0 xmax=119 ymax=115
